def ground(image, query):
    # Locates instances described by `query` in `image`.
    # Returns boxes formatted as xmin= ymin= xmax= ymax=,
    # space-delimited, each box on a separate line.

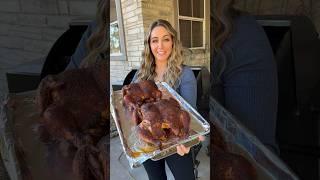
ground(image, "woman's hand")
xmin=176 ymin=135 xmax=205 ymax=156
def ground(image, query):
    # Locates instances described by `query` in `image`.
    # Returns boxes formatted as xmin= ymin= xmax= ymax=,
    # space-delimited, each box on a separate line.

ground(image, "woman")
xmin=132 ymin=19 xmax=198 ymax=180
xmin=211 ymin=0 xmax=278 ymax=153
xmin=66 ymin=0 xmax=107 ymax=69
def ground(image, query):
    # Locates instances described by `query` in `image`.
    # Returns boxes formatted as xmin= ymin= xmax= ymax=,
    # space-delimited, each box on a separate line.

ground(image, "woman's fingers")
xmin=176 ymin=145 xmax=190 ymax=156
xmin=199 ymin=135 xmax=205 ymax=141
xmin=182 ymin=145 xmax=190 ymax=154
xmin=176 ymin=135 xmax=205 ymax=156
xmin=176 ymin=145 xmax=184 ymax=156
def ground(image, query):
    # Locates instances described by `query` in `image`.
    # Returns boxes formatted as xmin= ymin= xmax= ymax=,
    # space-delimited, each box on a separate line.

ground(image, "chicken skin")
xmin=211 ymin=124 xmax=258 ymax=180
xmin=122 ymin=80 xmax=162 ymax=111
xmin=122 ymin=81 xmax=190 ymax=148
xmin=35 ymin=61 xmax=108 ymax=180
xmin=154 ymin=98 xmax=190 ymax=138
xmin=122 ymin=80 xmax=162 ymax=125
xmin=36 ymin=62 xmax=107 ymax=145
xmin=212 ymin=146 xmax=257 ymax=180
xmin=137 ymin=98 xmax=191 ymax=148
xmin=137 ymin=102 xmax=166 ymax=147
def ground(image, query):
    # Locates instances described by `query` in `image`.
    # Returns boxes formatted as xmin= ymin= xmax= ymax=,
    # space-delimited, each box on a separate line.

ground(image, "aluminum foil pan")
xmin=110 ymin=82 xmax=210 ymax=168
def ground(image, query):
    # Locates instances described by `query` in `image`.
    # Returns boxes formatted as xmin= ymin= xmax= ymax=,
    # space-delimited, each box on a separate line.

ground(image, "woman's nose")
xmin=158 ymin=41 xmax=163 ymax=48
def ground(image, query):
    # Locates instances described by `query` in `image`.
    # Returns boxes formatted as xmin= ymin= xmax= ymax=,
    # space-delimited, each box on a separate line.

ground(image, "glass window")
xmin=110 ymin=21 xmax=120 ymax=54
xmin=179 ymin=20 xmax=191 ymax=47
xmin=110 ymin=0 xmax=126 ymax=59
xmin=178 ymin=0 xmax=205 ymax=48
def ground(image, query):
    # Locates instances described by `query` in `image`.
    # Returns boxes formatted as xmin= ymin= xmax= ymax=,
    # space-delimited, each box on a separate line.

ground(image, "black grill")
xmin=257 ymin=15 xmax=320 ymax=179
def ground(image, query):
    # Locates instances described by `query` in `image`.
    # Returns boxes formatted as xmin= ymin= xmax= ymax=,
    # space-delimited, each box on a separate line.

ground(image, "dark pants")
xmin=143 ymin=152 xmax=195 ymax=180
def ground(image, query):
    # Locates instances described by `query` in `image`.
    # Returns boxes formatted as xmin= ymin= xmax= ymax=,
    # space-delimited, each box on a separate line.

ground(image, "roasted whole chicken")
xmin=36 ymin=61 xmax=108 ymax=180
xmin=154 ymin=98 xmax=190 ymax=138
xmin=211 ymin=123 xmax=257 ymax=180
xmin=121 ymin=80 xmax=191 ymax=148
xmin=137 ymin=98 xmax=191 ymax=148
xmin=122 ymin=80 xmax=190 ymax=149
xmin=122 ymin=80 xmax=162 ymax=125
xmin=122 ymin=80 xmax=162 ymax=111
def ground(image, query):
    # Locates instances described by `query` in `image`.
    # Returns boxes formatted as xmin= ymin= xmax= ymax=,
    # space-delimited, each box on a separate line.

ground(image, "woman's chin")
xmin=156 ymin=57 xmax=168 ymax=63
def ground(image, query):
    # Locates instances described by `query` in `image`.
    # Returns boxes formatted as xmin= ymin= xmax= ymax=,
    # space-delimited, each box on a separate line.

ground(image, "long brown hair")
xmin=80 ymin=0 xmax=107 ymax=67
xmin=136 ymin=19 xmax=183 ymax=87
xmin=211 ymin=0 xmax=240 ymax=55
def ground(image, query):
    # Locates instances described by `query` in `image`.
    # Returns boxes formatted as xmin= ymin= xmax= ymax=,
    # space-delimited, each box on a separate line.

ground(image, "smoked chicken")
xmin=137 ymin=98 xmax=191 ymax=148
xmin=212 ymin=145 xmax=257 ymax=180
xmin=211 ymin=123 xmax=258 ymax=180
xmin=122 ymin=80 xmax=162 ymax=125
xmin=36 ymin=61 xmax=108 ymax=180
xmin=154 ymin=98 xmax=190 ymax=138
xmin=136 ymin=102 xmax=164 ymax=147
xmin=122 ymin=80 xmax=162 ymax=111
xmin=121 ymin=80 xmax=191 ymax=148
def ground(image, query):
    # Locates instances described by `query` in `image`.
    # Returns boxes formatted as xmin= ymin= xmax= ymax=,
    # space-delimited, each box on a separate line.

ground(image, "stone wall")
xmin=0 ymin=0 xmax=97 ymax=93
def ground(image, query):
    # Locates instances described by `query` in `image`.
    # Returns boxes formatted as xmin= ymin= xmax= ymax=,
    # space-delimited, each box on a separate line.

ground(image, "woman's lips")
xmin=157 ymin=51 xmax=165 ymax=56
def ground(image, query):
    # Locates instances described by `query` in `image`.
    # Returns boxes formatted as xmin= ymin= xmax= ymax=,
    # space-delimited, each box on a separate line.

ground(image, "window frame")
xmin=110 ymin=0 xmax=126 ymax=61
xmin=177 ymin=0 xmax=207 ymax=50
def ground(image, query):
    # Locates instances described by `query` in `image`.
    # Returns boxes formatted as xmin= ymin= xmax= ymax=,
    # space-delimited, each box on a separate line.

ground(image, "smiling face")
xmin=150 ymin=26 xmax=173 ymax=64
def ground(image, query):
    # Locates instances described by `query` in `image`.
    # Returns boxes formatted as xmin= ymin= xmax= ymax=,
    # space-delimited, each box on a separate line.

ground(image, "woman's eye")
xmin=152 ymin=40 xmax=158 ymax=43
